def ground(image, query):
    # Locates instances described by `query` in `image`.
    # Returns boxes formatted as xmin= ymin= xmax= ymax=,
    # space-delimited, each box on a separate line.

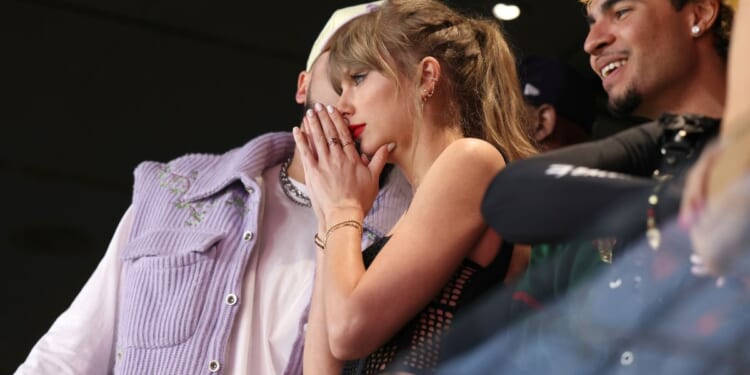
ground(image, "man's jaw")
xmin=608 ymin=86 xmax=643 ymax=117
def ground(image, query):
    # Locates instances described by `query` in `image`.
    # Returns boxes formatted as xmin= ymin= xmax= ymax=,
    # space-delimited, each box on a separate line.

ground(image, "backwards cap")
xmin=518 ymin=55 xmax=596 ymax=134
xmin=305 ymin=1 xmax=382 ymax=71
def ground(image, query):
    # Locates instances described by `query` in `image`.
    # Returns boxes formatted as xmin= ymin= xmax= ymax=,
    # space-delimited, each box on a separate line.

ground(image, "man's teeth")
xmin=602 ymin=60 xmax=627 ymax=77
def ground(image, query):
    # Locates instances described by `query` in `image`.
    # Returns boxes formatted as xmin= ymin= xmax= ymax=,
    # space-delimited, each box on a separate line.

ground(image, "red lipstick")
xmin=348 ymin=124 xmax=366 ymax=139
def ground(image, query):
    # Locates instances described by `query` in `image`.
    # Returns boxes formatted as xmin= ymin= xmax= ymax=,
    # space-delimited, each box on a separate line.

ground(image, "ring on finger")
xmin=341 ymin=141 xmax=354 ymax=147
xmin=328 ymin=137 xmax=341 ymax=146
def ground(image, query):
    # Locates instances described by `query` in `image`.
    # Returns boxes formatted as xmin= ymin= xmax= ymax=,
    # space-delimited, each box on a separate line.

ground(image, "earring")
xmin=691 ymin=25 xmax=701 ymax=36
xmin=421 ymin=86 xmax=435 ymax=102
xmin=421 ymin=77 xmax=438 ymax=102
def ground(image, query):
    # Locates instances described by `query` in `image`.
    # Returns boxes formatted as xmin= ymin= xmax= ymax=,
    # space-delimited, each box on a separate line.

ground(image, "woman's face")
xmin=336 ymin=69 xmax=413 ymax=157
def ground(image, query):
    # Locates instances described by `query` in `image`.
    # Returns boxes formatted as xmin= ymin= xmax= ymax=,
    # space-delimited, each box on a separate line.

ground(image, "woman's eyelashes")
xmin=333 ymin=71 xmax=368 ymax=95
xmin=351 ymin=72 xmax=368 ymax=85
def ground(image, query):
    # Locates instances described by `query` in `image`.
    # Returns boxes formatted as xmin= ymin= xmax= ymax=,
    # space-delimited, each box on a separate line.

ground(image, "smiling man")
xmin=585 ymin=0 xmax=730 ymax=119
xmin=439 ymin=0 xmax=737 ymax=372
xmin=479 ymin=0 xmax=734 ymax=243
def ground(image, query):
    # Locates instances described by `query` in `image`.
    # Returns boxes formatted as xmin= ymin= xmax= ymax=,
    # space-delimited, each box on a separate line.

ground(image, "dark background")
xmin=1 ymin=0 xmax=635 ymax=372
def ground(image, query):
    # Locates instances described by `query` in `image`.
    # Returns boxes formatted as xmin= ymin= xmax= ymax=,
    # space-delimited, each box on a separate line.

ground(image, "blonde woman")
xmin=293 ymin=0 xmax=535 ymax=373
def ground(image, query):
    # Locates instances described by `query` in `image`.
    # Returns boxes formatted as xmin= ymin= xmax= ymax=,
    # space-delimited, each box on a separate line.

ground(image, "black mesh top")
xmin=341 ymin=236 xmax=514 ymax=375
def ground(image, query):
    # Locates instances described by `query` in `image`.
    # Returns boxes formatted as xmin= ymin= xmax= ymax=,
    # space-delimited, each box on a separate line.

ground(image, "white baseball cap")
xmin=305 ymin=1 xmax=382 ymax=71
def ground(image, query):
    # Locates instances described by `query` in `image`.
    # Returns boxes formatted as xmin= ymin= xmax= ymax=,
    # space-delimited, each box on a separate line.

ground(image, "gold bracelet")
xmin=314 ymin=233 xmax=326 ymax=251
xmin=325 ymin=220 xmax=363 ymax=245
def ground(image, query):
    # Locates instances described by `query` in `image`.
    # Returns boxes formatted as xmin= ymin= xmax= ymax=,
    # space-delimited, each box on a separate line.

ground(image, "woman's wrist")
xmin=313 ymin=206 xmax=364 ymax=252
xmin=324 ymin=205 xmax=365 ymax=228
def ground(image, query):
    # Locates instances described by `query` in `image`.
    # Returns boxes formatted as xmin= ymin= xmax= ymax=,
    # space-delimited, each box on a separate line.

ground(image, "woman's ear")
xmin=420 ymin=56 xmax=440 ymax=90
xmin=418 ymin=57 xmax=441 ymax=101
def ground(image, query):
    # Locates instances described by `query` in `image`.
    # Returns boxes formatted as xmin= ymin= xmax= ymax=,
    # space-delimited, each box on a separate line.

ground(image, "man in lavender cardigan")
xmin=15 ymin=2 xmax=411 ymax=374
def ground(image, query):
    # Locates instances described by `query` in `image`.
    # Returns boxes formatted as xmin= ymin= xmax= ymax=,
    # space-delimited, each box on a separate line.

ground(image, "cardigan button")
xmin=243 ymin=231 xmax=254 ymax=241
xmin=208 ymin=359 xmax=221 ymax=372
xmin=225 ymin=293 xmax=238 ymax=306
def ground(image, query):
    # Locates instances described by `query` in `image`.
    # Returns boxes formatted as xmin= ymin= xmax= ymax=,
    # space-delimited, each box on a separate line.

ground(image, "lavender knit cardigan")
xmin=113 ymin=132 xmax=411 ymax=374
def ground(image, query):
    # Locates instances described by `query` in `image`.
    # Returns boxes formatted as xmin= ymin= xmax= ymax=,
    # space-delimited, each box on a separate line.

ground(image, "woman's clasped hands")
xmin=292 ymin=102 xmax=394 ymax=229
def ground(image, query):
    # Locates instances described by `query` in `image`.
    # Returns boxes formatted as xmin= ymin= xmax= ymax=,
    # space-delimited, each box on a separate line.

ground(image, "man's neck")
xmin=637 ymin=51 xmax=727 ymax=120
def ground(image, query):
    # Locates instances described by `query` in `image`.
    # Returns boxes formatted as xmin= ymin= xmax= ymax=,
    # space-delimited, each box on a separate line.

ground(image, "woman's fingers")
xmin=306 ymin=108 xmax=330 ymax=158
xmin=292 ymin=126 xmax=315 ymax=169
xmin=367 ymin=142 xmax=395 ymax=178
xmin=323 ymin=104 xmax=359 ymax=160
xmin=313 ymin=103 xmax=358 ymax=160
xmin=312 ymin=103 xmax=341 ymax=155
xmin=302 ymin=118 xmax=320 ymax=160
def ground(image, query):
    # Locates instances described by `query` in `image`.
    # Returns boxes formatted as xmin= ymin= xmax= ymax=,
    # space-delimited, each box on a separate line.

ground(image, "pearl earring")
xmin=691 ymin=25 xmax=701 ymax=36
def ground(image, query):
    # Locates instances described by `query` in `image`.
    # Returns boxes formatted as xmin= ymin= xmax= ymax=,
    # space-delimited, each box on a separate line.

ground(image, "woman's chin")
xmin=357 ymin=142 xmax=376 ymax=158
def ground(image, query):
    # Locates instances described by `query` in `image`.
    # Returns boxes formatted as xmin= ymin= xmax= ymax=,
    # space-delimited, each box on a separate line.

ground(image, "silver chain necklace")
xmin=279 ymin=157 xmax=312 ymax=207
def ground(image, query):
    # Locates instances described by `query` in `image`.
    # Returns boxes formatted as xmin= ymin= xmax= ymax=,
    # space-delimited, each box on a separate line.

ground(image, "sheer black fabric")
xmin=341 ymin=237 xmax=515 ymax=374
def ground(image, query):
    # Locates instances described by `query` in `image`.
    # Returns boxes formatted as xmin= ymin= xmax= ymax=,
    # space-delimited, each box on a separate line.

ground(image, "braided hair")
xmin=328 ymin=0 xmax=537 ymax=162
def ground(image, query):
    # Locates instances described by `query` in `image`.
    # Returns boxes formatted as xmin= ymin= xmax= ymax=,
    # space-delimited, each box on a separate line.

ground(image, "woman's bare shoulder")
xmin=436 ymin=138 xmax=506 ymax=176
xmin=412 ymin=138 xmax=506 ymax=206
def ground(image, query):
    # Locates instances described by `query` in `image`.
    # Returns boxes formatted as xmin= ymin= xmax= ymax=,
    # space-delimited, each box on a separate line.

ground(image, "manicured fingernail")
xmin=326 ymin=104 xmax=334 ymax=114
xmin=387 ymin=142 xmax=396 ymax=152
xmin=314 ymin=102 xmax=324 ymax=112
xmin=306 ymin=109 xmax=314 ymax=118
